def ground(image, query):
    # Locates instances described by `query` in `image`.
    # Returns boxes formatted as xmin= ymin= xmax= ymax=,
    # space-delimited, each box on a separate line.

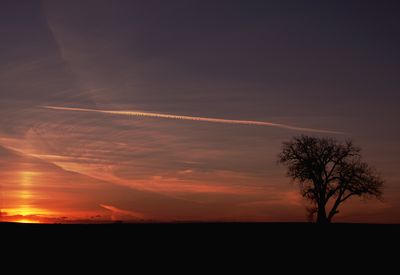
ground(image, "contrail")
xmin=42 ymin=106 xmax=343 ymax=134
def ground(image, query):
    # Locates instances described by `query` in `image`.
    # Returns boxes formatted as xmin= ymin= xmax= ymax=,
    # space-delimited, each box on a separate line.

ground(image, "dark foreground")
xmin=2 ymin=221 xmax=399 ymax=226
xmin=2 ymin=221 xmax=399 ymax=229
xmin=2 ymin=221 xmax=399 ymax=228
xmin=2 ymin=221 xmax=399 ymax=225
xmin=2 ymin=221 xmax=398 ymax=242
xmin=2 ymin=222 xmax=398 ymax=261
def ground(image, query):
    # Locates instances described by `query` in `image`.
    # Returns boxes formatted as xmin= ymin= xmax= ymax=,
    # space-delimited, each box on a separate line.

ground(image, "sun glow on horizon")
xmin=4 ymin=207 xmax=52 ymax=216
xmin=3 ymin=170 xmax=54 ymax=219
xmin=15 ymin=219 xmax=41 ymax=224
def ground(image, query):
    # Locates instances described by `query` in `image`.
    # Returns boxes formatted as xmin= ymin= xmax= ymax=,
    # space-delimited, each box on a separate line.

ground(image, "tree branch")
xmin=340 ymin=192 xmax=355 ymax=203
xmin=327 ymin=189 xmax=344 ymax=222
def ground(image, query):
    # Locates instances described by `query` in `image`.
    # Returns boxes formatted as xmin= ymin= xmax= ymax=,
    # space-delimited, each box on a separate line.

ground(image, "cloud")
xmin=0 ymin=144 xmax=223 ymax=222
xmin=99 ymin=204 xmax=147 ymax=221
xmin=179 ymin=169 xmax=193 ymax=174
xmin=43 ymin=106 xmax=343 ymax=134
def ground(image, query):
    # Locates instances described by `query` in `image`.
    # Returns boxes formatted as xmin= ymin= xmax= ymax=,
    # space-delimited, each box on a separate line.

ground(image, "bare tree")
xmin=278 ymin=135 xmax=383 ymax=223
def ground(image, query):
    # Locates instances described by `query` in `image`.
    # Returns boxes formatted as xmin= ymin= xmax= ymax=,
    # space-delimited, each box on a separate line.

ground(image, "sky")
xmin=0 ymin=0 xmax=399 ymax=223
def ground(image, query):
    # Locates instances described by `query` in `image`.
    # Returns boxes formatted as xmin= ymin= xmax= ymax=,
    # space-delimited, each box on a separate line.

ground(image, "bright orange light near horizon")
xmin=5 ymin=207 xmax=49 ymax=216
xmin=16 ymin=219 xmax=41 ymax=224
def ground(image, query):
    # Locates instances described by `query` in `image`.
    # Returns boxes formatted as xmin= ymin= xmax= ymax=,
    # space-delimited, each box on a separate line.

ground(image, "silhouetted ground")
xmin=1 ymin=221 xmax=399 ymax=225
xmin=2 ymin=222 xmax=398 ymax=259
xmin=2 ymin=221 xmax=398 ymax=239
xmin=2 ymin=221 xmax=399 ymax=229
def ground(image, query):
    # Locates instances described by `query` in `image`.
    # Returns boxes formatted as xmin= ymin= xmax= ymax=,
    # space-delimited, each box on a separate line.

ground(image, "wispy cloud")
xmin=43 ymin=106 xmax=343 ymax=134
xmin=99 ymin=204 xmax=147 ymax=220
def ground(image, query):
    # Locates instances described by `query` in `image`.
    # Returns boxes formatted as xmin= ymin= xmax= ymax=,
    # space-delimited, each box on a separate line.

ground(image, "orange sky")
xmin=0 ymin=118 xmax=398 ymax=224
xmin=0 ymin=138 xmax=307 ymax=223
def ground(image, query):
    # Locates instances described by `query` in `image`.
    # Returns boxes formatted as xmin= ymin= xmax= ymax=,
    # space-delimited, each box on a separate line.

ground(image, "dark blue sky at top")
xmin=1 ymin=0 xmax=400 ymax=131
xmin=0 ymin=1 xmax=400 ymax=108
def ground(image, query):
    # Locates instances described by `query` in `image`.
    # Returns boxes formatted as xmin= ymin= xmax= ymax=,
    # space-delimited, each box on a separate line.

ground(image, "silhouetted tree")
xmin=278 ymin=135 xmax=383 ymax=223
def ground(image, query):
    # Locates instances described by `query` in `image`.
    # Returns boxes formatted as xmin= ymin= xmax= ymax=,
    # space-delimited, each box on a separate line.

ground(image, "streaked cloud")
xmin=99 ymin=204 xmax=147 ymax=221
xmin=43 ymin=106 xmax=343 ymax=134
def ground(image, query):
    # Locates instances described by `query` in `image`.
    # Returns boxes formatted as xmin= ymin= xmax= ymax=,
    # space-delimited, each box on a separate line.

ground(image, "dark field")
xmin=2 ymin=221 xmax=398 ymax=238
xmin=2 ymin=222 xmax=398 ymax=255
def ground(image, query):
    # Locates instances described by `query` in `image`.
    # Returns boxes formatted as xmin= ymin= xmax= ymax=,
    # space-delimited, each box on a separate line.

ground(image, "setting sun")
xmin=16 ymin=219 xmax=40 ymax=224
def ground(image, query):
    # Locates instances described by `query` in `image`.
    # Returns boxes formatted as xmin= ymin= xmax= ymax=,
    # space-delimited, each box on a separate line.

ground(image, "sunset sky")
xmin=1 ymin=0 xmax=399 ymax=223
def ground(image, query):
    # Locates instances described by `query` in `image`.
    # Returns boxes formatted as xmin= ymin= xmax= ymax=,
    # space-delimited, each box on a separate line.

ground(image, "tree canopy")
xmin=279 ymin=135 xmax=383 ymax=223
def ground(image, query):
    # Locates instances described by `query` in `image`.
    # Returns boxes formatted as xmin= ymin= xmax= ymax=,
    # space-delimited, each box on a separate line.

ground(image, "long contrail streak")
xmin=42 ymin=106 xmax=343 ymax=134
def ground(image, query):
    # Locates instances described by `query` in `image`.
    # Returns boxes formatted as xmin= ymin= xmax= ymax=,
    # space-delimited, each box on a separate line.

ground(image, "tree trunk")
xmin=327 ymin=206 xmax=340 ymax=223
xmin=316 ymin=206 xmax=328 ymax=224
xmin=327 ymin=191 xmax=345 ymax=223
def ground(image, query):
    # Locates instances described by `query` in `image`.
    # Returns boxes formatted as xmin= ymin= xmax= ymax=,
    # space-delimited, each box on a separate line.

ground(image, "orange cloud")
xmin=99 ymin=204 xmax=147 ymax=221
